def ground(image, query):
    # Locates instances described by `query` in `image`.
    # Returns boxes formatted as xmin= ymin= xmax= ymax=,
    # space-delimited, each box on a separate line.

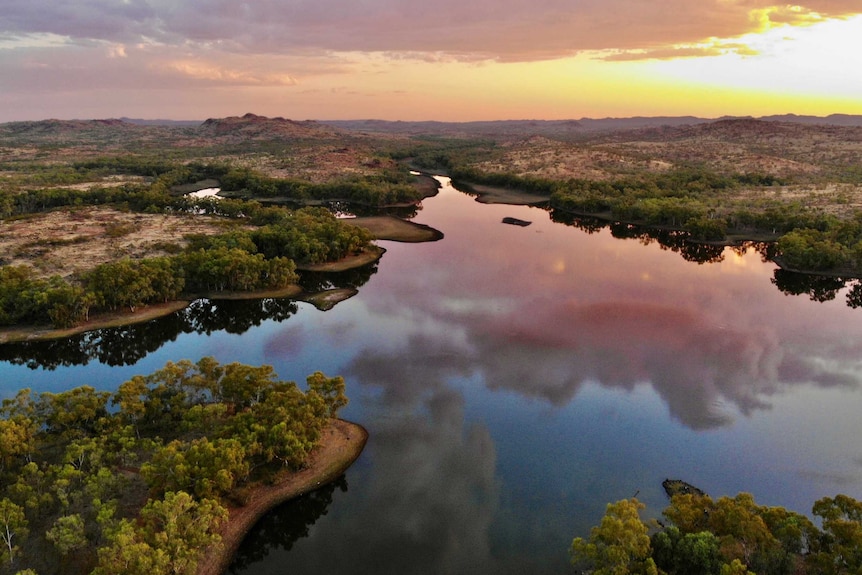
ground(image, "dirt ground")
xmin=350 ymin=215 xmax=444 ymax=242
xmin=0 ymin=206 xmax=235 ymax=280
xmin=461 ymin=183 xmax=552 ymax=205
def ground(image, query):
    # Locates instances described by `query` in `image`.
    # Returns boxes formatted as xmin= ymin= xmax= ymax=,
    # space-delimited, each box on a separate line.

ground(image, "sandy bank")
xmin=296 ymin=245 xmax=385 ymax=272
xmin=351 ymin=215 xmax=443 ymax=242
xmin=0 ymin=287 xmax=304 ymax=344
xmin=197 ymin=419 xmax=368 ymax=575
xmin=457 ymin=182 xmax=551 ymax=205
xmin=0 ymin=300 xmax=193 ymax=344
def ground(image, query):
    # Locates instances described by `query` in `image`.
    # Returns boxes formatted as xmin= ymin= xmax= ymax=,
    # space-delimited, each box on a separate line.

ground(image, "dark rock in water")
xmin=502 ymin=217 xmax=531 ymax=227
xmin=662 ymin=479 xmax=707 ymax=499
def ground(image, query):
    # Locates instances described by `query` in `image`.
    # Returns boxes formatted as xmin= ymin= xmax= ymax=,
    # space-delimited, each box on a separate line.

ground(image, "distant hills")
xmin=0 ymin=113 xmax=339 ymax=147
xmin=321 ymin=114 xmax=862 ymax=137
xmin=14 ymin=112 xmax=861 ymax=133
xmin=2 ymin=113 xmax=862 ymax=146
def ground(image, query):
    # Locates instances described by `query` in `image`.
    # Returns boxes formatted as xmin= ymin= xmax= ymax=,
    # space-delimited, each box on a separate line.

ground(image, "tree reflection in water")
xmin=550 ymin=209 xmax=753 ymax=265
xmin=0 ymin=258 xmax=381 ymax=370
xmin=0 ymin=298 xmax=300 ymax=369
xmin=298 ymin=261 xmax=379 ymax=293
xmin=228 ymin=477 xmax=347 ymax=573
xmin=771 ymin=269 xmax=849 ymax=303
xmin=550 ymin=208 xmax=862 ymax=307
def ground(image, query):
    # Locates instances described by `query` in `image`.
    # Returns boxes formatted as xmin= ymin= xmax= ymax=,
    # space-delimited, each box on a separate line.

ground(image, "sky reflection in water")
xmin=3 ymin=178 xmax=862 ymax=574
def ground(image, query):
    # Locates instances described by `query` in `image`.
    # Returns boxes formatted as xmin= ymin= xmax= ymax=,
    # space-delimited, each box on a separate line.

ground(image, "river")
xmin=2 ymin=177 xmax=862 ymax=574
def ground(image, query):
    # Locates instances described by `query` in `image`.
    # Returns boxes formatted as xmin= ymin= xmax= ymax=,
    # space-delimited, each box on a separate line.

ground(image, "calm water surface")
xmin=2 ymin=177 xmax=862 ymax=574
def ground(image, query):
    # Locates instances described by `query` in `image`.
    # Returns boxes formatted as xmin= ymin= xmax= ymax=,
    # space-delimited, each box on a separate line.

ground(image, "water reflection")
xmin=548 ymin=207 xmax=862 ymax=308
xmin=549 ymin=209 xmax=776 ymax=266
xmin=0 ymin=260 xmax=380 ymax=370
xmin=354 ymin=179 xmax=862 ymax=432
xmin=771 ymin=268 xmax=862 ymax=305
xmin=236 ymin=341 xmax=504 ymax=574
xmin=298 ymin=260 xmax=380 ymax=293
xmin=470 ymin=299 xmax=783 ymax=429
xmin=0 ymin=298 xmax=300 ymax=369
xmin=228 ymin=477 xmax=347 ymax=573
xmin=343 ymin=301 xmax=785 ymax=429
xmin=5 ymin=175 xmax=862 ymax=575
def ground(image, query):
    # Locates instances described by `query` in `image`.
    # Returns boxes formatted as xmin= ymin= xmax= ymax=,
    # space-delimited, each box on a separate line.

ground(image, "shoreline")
xmin=0 ymin=247 xmax=386 ymax=344
xmin=196 ymin=419 xmax=368 ymax=575
xmin=295 ymin=245 xmax=385 ymax=272
xmin=350 ymin=215 xmax=444 ymax=243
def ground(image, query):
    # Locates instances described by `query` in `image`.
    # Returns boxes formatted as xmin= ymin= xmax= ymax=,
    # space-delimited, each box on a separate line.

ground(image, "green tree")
xmin=306 ymin=371 xmax=348 ymax=418
xmin=141 ymin=438 xmax=248 ymax=500
xmin=685 ymin=216 xmax=728 ymax=242
xmin=652 ymin=526 xmax=723 ymax=575
xmin=5 ymin=462 xmax=53 ymax=514
xmin=39 ymin=386 xmax=111 ymax=440
xmin=93 ymin=519 xmax=170 ymax=575
xmin=809 ymin=494 xmax=862 ymax=574
xmin=721 ymin=559 xmax=756 ymax=575
xmin=44 ymin=280 xmax=92 ymax=328
xmin=139 ymin=257 xmax=185 ymax=303
xmin=86 ymin=259 xmax=156 ymax=312
xmin=113 ymin=375 xmax=149 ymax=435
xmin=138 ymin=492 xmax=226 ymax=575
xmin=570 ymin=498 xmax=658 ymax=575
xmin=664 ymin=492 xmax=800 ymax=575
xmin=46 ymin=513 xmax=87 ymax=555
xmin=777 ymin=228 xmax=846 ymax=271
xmin=215 ymin=362 xmax=278 ymax=409
xmin=0 ymin=418 xmax=36 ymax=474
xmin=0 ymin=498 xmax=28 ymax=567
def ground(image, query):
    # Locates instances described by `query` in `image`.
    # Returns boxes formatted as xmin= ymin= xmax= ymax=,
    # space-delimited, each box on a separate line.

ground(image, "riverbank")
xmin=0 ymin=300 xmax=193 ymax=344
xmin=296 ymin=245 xmax=385 ymax=272
xmin=351 ymin=215 xmax=444 ymax=242
xmin=457 ymin=180 xmax=552 ymax=205
xmin=0 ymin=247 xmax=389 ymax=343
xmin=196 ymin=419 xmax=368 ymax=575
xmin=0 ymin=286 xmax=307 ymax=344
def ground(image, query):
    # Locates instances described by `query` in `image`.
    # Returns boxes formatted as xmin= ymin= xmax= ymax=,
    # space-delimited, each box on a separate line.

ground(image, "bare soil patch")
xmin=463 ymin=182 xmax=551 ymax=205
xmin=300 ymin=288 xmax=359 ymax=310
xmin=0 ymin=206 xmax=238 ymax=279
xmin=350 ymin=215 xmax=443 ymax=242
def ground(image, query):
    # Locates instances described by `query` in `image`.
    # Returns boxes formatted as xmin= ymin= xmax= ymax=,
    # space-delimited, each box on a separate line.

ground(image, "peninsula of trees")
xmin=0 ymin=357 xmax=360 ymax=575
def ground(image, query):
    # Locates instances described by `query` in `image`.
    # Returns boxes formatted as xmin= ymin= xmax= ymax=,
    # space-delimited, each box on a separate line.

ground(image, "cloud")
xmin=600 ymin=42 xmax=761 ymax=62
xmin=468 ymin=299 xmax=789 ymax=429
xmin=2 ymin=1 xmax=860 ymax=62
xmin=288 ymin=346 xmax=503 ymax=575
xmin=0 ymin=43 xmax=307 ymax=92
xmin=159 ymin=60 xmax=297 ymax=86
xmin=1 ymin=0 xmax=860 ymax=119
xmin=345 ymin=299 xmax=792 ymax=430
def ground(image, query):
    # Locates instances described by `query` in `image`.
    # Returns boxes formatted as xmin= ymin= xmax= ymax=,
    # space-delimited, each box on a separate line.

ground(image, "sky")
xmin=1 ymin=0 xmax=861 ymax=122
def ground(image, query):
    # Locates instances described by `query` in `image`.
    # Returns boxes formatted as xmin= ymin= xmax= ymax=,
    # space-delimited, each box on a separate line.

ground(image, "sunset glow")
xmin=0 ymin=2 xmax=860 ymax=121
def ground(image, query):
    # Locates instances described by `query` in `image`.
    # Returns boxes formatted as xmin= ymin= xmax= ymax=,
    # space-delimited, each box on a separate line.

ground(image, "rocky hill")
xmin=198 ymin=113 xmax=338 ymax=141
